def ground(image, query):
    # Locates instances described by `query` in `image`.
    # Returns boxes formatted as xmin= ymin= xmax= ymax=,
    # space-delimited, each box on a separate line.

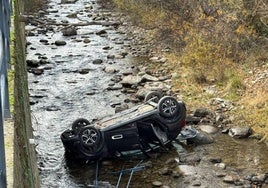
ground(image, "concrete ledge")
xmin=4 ymin=119 xmax=13 ymax=188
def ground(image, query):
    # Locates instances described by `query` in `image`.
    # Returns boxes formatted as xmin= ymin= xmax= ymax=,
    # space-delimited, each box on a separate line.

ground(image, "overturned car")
xmin=61 ymin=93 xmax=186 ymax=161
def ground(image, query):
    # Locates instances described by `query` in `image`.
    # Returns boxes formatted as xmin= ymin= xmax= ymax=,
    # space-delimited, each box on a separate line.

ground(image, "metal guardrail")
xmin=0 ymin=0 xmax=12 ymax=187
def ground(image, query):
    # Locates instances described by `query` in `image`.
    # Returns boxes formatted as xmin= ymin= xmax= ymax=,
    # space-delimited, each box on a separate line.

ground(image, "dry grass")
xmin=109 ymin=0 xmax=268 ymax=142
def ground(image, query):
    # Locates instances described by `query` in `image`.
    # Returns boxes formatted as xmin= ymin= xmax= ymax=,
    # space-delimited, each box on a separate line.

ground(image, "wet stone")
xmin=120 ymin=75 xmax=142 ymax=86
xmin=228 ymin=126 xmax=252 ymax=138
xmin=61 ymin=0 xmax=78 ymax=4
xmin=30 ymin=68 xmax=44 ymax=75
xmin=27 ymin=59 xmax=39 ymax=67
xmin=107 ymin=54 xmax=115 ymax=59
xmin=96 ymin=29 xmax=107 ymax=35
xmin=92 ymin=59 xmax=103 ymax=64
xmin=39 ymin=39 xmax=49 ymax=44
xmin=192 ymin=180 xmax=201 ymax=186
xmin=86 ymin=91 xmax=96 ymax=96
xmin=55 ymin=40 xmax=67 ymax=46
xmin=186 ymin=115 xmax=200 ymax=125
xmin=152 ymin=181 xmax=163 ymax=187
xmin=179 ymin=153 xmax=201 ymax=165
xmin=46 ymin=106 xmax=61 ymax=111
xmin=223 ymin=175 xmax=236 ymax=184
xmin=104 ymin=66 xmax=118 ymax=73
xmin=209 ymin=158 xmax=222 ymax=164
xmin=158 ymin=167 xmax=172 ymax=176
xmin=216 ymin=172 xmax=227 ymax=177
xmin=66 ymin=13 xmax=77 ymax=18
xmin=115 ymin=104 xmax=128 ymax=113
xmin=78 ymin=68 xmax=91 ymax=74
xmin=149 ymin=56 xmax=167 ymax=63
xmin=141 ymin=74 xmax=159 ymax=82
xmin=187 ymin=131 xmax=214 ymax=145
xmin=172 ymin=171 xmax=182 ymax=178
xmin=194 ymin=108 xmax=212 ymax=117
xmin=83 ymin=38 xmax=91 ymax=43
xmin=107 ymin=85 xmax=123 ymax=91
xmin=199 ymin=125 xmax=218 ymax=134
xmin=251 ymin=174 xmax=267 ymax=183
xmin=178 ymin=165 xmax=197 ymax=176
xmin=214 ymin=163 xmax=226 ymax=169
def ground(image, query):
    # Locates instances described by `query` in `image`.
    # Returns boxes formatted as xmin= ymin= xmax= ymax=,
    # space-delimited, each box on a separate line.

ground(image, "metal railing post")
xmin=0 ymin=0 xmax=11 ymax=187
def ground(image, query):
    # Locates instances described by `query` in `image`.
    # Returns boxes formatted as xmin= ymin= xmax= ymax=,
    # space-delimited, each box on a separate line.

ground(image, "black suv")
xmin=61 ymin=93 xmax=186 ymax=161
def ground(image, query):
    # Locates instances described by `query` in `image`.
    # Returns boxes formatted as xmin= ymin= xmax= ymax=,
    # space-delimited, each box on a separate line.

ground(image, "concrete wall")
xmin=13 ymin=0 xmax=40 ymax=187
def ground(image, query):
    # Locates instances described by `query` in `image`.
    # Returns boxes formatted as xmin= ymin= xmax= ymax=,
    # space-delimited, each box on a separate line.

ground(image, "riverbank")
xmin=107 ymin=0 xmax=268 ymax=143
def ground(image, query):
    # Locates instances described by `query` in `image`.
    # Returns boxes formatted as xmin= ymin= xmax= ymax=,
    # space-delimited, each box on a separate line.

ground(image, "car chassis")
xmin=61 ymin=94 xmax=186 ymax=161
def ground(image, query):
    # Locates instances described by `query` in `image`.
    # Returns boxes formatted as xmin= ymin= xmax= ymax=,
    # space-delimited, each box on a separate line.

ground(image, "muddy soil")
xmin=25 ymin=0 xmax=268 ymax=187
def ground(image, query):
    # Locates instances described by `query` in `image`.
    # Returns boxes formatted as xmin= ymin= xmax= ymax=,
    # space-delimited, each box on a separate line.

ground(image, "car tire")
xmin=79 ymin=126 xmax=104 ymax=156
xmin=158 ymin=96 xmax=179 ymax=118
xmin=61 ymin=129 xmax=75 ymax=139
xmin=79 ymin=126 xmax=101 ymax=147
xmin=72 ymin=118 xmax=90 ymax=132
xmin=144 ymin=91 xmax=162 ymax=103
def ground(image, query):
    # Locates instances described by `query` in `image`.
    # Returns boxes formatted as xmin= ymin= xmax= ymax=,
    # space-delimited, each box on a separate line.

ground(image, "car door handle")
xmin=111 ymin=134 xmax=123 ymax=140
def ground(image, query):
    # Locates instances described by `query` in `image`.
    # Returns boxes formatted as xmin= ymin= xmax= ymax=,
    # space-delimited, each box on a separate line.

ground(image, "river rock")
xmin=83 ymin=38 xmax=91 ymax=43
xmin=26 ymin=59 xmax=39 ymax=67
xmin=92 ymin=59 xmax=103 ymax=64
xmin=30 ymin=68 xmax=44 ymax=75
xmin=149 ymin=56 xmax=167 ymax=63
xmin=78 ymin=68 xmax=91 ymax=74
xmin=61 ymin=0 xmax=77 ymax=4
xmin=39 ymin=39 xmax=49 ymax=44
xmin=55 ymin=40 xmax=67 ymax=46
xmin=192 ymin=180 xmax=201 ymax=186
xmin=179 ymin=153 xmax=201 ymax=164
xmin=96 ymin=29 xmax=107 ymax=35
xmin=142 ymin=82 xmax=171 ymax=92
xmin=104 ymin=66 xmax=118 ymax=73
xmin=251 ymin=174 xmax=267 ymax=183
xmin=120 ymin=75 xmax=142 ymax=86
xmin=62 ymin=26 xmax=77 ymax=36
xmin=107 ymin=84 xmax=123 ymax=91
xmin=215 ymin=163 xmax=226 ymax=169
xmin=141 ymin=74 xmax=159 ymax=82
xmin=178 ymin=165 xmax=197 ymax=176
xmin=199 ymin=125 xmax=218 ymax=134
xmin=158 ymin=167 xmax=172 ymax=175
xmin=228 ymin=126 xmax=252 ymax=138
xmin=187 ymin=131 xmax=214 ymax=145
xmin=209 ymin=158 xmax=222 ymax=163
xmin=102 ymin=46 xmax=111 ymax=50
xmin=186 ymin=115 xmax=200 ymax=125
xmin=46 ymin=105 xmax=61 ymax=111
xmin=194 ymin=108 xmax=212 ymax=117
xmin=115 ymin=104 xmax=128 ymax=113
xmin=223 ymin=175 xmax=237 ymax=184
xmin=152 ymin=181 xmax=163 ymax=187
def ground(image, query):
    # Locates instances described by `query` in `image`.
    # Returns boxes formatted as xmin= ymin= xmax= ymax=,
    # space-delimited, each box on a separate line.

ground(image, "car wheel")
xmin=72 ymin=118 xmax=90 ymax=131
xmin=158 ymin=96 xmax=179 ymax=118
xmin=61 ymin=129 xmax=75 ymax=139
xmin=79 ymin=126 xmax=101 ymax=147
xmin=144 ymin=91 xmax=162 ymax=103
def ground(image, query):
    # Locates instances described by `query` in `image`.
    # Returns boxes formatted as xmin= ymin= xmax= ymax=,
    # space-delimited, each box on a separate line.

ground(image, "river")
xmin=25 ymin=0 xmax=268 ymax=187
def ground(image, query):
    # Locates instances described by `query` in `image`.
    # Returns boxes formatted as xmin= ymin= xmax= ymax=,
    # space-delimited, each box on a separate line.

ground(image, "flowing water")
xmin=25 ymin=0 xmax=268 ymax=187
